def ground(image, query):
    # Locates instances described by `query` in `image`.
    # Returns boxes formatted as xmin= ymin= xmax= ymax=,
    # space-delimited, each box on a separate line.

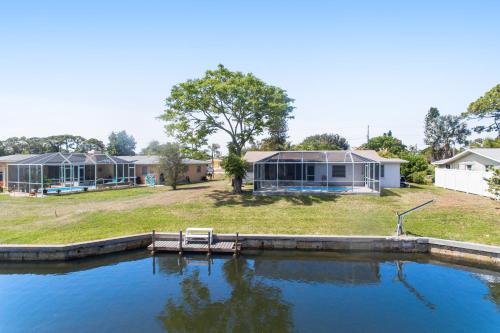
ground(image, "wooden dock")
xmin=148 ymin=230 xmax=241 ymax=255
xmin=148 ymin=240 xmax=239 ymax=254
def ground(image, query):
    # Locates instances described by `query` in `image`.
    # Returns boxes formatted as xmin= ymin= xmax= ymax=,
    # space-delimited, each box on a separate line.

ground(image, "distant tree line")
xmin=0 ymin=131 xmax=137 ymax=156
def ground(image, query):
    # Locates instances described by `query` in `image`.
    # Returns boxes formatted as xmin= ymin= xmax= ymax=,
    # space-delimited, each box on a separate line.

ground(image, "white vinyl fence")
xmin=434 ymin=168 xmax=494 ymax=198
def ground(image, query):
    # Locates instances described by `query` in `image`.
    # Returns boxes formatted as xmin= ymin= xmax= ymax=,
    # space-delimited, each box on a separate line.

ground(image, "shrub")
xmin=408 ymin=171 xmax=427 ymax=184
xmin=399 ymin=152 xmax=429 ymax=178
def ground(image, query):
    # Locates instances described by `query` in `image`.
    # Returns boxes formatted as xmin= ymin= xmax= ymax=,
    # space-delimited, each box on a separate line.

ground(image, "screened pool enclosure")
xmin=7 ymin=153 xmax=136 ymax=193
xmin=253 ymin=151 xmax=381 ymax=194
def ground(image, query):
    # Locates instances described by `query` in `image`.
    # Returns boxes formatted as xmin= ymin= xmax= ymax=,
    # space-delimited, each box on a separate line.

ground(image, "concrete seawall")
xmin=0 ymin=233 xmax=499 ymax=266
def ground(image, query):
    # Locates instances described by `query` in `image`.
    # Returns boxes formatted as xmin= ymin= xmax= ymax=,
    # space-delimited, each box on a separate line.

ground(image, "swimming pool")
xmin=45 ymin=186 xmax=94 ymax=194
xmin=286 ymin=186 xmax=352 ymax=192
xmin=1 ymin=251 xmax=499 ymax=332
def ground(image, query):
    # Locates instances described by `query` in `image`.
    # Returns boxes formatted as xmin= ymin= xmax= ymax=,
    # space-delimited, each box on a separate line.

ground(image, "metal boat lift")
xmin=395 ymin=199 xmax=434 ymax=236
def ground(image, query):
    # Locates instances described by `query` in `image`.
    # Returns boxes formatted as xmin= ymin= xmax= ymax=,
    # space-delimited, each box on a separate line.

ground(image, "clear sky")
xmin=1 ymin=0 xmax=499 ymax=152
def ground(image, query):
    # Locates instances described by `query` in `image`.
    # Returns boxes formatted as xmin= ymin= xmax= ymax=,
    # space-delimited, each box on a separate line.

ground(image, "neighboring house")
xmin=0 ymin=155 xmax=37 ymax=190
xmin=243 ymin=150 xmax=406 ymax=195
xmin=432 ymin=148 xmax=499 ymax=198
xmin=0 ymin=153 xmax=208 ymax=194
xmin=118 ymin=155 xmax=208 ymax=184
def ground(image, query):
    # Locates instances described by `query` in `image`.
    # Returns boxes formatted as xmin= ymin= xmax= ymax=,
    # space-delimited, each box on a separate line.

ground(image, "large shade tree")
xmin=160 ymin=64 xmax=294 ymax=192
xmin=462 ymin=84 xmax=500 ymax=137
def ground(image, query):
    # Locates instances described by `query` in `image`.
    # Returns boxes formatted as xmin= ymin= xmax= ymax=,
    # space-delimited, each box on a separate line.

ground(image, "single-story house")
xmin=243 ymin=150 xmax=406 ymax=195
xmin=432 ymin=148 xmax=499 ymax=198
xmin=0 ymin=153 xmax=208 ymax=194
xmin=0 ymin=154 xmax=37 ymax=190
xmin=118 ymin=155 xmax=209 ymax=185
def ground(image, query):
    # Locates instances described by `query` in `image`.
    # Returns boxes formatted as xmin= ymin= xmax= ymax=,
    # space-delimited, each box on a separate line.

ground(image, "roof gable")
xmin=433 ymin=148 xmax=500 ymax=165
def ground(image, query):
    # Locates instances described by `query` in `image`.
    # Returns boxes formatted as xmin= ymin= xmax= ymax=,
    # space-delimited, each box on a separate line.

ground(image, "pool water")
xmin=45 ymin=186 xmax=85 ymax=193
xmin=0 ymin=251 xmax=499 ymax=332
xmin=45 ymin=186 xmax=96 ymax=193
xmin=287 ymin=186 xmax=352 ymax=191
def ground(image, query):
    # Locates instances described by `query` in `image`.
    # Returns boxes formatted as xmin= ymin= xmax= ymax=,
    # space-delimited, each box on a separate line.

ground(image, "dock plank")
xmin=148 ymin=240 xmax=239 ymax=253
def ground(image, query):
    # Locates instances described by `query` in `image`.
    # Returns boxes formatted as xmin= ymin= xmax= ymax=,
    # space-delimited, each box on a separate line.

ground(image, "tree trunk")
xmin=232 ymin=176 xmax=242 ymax=194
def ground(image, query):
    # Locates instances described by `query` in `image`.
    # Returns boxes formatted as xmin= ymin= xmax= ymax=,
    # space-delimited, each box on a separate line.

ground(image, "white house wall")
xmin=380 ymin=164 xmax=401 ymax=188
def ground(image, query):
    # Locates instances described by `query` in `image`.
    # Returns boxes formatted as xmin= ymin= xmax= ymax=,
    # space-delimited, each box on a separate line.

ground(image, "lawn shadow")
xmin=176 ymin=185 xmax=211 ymax=191
xmin=405 ymin=231 xmax=424 ymax=237
xmin=381 ymin=189 xmax=401 ymax=197
xmin=207 ymin=189 xmax=339 ymax=207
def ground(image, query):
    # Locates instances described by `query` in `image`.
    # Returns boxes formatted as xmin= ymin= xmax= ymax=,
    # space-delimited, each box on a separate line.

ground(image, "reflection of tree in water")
xmin=485 ymin=279 xmax=500 ymax=309
xmin=157 ymin=257 xmax=292 ymax=332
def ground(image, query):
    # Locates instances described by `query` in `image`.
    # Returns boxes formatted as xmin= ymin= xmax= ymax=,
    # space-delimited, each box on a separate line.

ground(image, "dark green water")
xmin=0 ymin=251 xmax=499 ymax=333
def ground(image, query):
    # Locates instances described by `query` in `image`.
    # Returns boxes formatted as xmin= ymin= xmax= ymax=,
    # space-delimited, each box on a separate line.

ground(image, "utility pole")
xmin=366 ymin=125 xmax=370 ymax=143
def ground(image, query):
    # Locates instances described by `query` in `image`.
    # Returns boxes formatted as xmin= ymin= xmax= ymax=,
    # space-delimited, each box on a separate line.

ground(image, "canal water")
xmin=0 ymin=251 xmax=499 ymax=332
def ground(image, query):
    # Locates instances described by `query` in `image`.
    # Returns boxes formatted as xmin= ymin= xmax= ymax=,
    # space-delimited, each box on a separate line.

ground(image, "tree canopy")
xmin=293 ymin=133 xmax=349 ymax=150
xmin=424 ymin=107 xmax=469 ymax=161
xmin=160 ymin=65 xmax=294 ymax=157
xmin=360 ymin=131 xmax=406 ymax=156
xmin=106 ymin=131 xmax=136 ymax=156
xmin=0 ymin=135 xmax=105 ymax=155
xmin=463 ymin=84 xmax=500 ymax=137
xmin=255 ymin=116 xmax=291 ymax=151
xmin=140 ymin=140 xmax=162 ymax=155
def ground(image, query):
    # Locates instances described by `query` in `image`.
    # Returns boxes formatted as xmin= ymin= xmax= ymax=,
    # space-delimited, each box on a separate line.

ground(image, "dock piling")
xmin=178 ymin=230 xmax=183 ymax=255
xmin=152 ymin=230 xmax=156 ymax=254
xmin=207 ymin=231 xmax=212 ymax=257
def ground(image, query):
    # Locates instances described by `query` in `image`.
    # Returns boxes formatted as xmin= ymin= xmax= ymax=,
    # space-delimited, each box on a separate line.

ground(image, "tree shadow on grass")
xmin=381 ymin=189 xmax=401 ymax=197
xmin=176 ymin=185 xmax=211 ymax=191
xmin=405 ymin=231 xmax=424 ymax=237
xmin=207 ymin=189 xmax=339 ymax=207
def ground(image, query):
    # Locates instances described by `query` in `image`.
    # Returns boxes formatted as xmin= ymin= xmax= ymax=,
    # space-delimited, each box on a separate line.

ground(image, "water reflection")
xmin=0 ymin=251 xmax=499 ymax=332
xmin=253 ymin=254 xmax=380 ymax=284
xmin=156 ymin=256 xmax=292 ymax=332
xmin=395 ymin=261 xmax=435 ymax=310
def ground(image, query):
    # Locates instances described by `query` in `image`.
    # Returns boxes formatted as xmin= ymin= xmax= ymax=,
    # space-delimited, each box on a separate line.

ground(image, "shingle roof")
xmin=433 ymin=148 xmax=500 ymax=165
xmin=118 ymin=155 xmax=208 ymax=165
xmin=0 ymin=154 xmax=38 ymax=163
xmin=4 ymin=152 xmax=130 ymax=165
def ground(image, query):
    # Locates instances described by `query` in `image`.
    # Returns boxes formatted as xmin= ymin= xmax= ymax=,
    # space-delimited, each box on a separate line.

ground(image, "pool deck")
xmin=254 ymin=186 xmax=379 ymax=195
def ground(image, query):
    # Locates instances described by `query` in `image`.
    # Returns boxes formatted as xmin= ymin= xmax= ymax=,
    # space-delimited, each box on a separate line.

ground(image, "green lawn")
xmin=0 ymin=180 xmax=499 ymax=245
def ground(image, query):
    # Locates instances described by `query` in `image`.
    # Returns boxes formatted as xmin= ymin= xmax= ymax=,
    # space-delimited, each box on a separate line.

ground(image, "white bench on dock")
xmin=185 ymin=228 xmax=213 ymax=245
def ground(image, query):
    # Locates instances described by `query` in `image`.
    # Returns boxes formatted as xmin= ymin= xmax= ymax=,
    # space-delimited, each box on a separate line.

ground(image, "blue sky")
xmin=1 ymin=0 xmax=499 ymax=152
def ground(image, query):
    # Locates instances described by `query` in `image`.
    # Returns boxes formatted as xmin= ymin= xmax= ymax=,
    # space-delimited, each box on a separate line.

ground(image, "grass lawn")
xmin=0 ymin=180 xmax=498 ymax=245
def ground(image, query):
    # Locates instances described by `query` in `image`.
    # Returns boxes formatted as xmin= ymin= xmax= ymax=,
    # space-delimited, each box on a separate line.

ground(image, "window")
xmin=141 ymin=166 xmax=148 ymax=176
xmin=466 ymin=165 xmax=472 ymax=171
xmin=445 ymin=164 xmax=451 ymax=169
xmin=196 ymin=165 xmax=201 ymax=173
xmin=332 ymin=165 xmax=346 ymax=178
xmin=485 ymin=165 xmax=494 ymax=172
xmin=381 ymin=165 xmax=385 ymax=177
